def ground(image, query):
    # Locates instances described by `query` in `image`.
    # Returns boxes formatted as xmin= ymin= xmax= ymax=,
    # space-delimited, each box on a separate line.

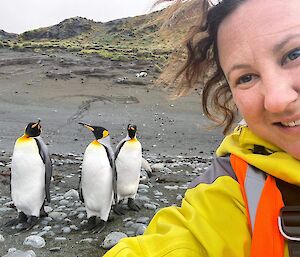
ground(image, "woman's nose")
xmin=263 ymin=71 xmax=298 ymax=113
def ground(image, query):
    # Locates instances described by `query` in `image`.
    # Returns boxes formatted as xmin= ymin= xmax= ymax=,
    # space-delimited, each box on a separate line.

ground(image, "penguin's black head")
xmin=25 ymin=120 xmax=41 ymax=137
xmin=127 ymin=124 xmax=137 ymax=139
xmin=79 ymin=122 xmax=109 ymax=140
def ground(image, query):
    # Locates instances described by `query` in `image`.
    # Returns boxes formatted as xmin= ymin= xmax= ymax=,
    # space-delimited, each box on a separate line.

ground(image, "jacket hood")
xmin=216 ymin=124 xmax=300 ymax=185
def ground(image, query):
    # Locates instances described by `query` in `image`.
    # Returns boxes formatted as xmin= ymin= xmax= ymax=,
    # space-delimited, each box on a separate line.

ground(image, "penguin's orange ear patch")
xmin=103 ymin=130 xmax=109 ymax=137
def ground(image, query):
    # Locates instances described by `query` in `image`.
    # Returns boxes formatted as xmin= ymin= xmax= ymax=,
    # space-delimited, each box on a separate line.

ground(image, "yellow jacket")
xmin=104 ymin=125 xmax=300 ymax=257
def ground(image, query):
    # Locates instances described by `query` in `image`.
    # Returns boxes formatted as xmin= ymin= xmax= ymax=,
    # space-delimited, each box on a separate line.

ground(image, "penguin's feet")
xmin=113 ymin=204 xmax=125 ymax=215
xmin=92 ymin=219 xmax=106 ymax=234
xmin=82 ymin=216 xmax=97 ymax=231
xmin=39 ymin=203 xmax=49 ymax=218
xmin=39 ymin=208 xmax=48 ymax=218
xmin=128 ymin=198 xmax=140 ymax=211
xmin=18 ymin=216 xmax=39 ymax=231
xmin=4 ymin=212 xmax=27 ymax=227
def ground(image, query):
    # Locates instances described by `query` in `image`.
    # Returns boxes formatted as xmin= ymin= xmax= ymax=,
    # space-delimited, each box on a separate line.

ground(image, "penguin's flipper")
xmin=78 ymin=172 xmax=84 ymax=203
xmin=35 ymin=137 xmax=52 ymax=203
xmin=114 ymin=139 xmax=127 ymax=160
xmin=113 ymin=139 xmax=127 ymax=206
xmin=103 ymin=145 xmax=114 ymax=169
xmin=141 ymin=157 xmax=152 ymax=178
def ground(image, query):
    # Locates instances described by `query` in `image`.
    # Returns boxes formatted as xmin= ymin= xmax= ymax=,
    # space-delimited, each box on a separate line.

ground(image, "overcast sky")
xmin=0 ymin=0 xmax=161 ymax=34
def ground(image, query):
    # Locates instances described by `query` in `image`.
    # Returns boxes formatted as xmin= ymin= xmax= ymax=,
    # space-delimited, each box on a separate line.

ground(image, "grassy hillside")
xmin=0 ymin=13 xmax=173 ymax=62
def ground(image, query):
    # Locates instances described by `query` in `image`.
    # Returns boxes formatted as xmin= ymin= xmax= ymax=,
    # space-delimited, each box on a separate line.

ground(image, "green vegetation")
xmin=0 ymin=12 xmax=178 ymax=63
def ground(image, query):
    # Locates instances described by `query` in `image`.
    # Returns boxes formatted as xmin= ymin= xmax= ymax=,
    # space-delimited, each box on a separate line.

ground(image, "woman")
xmin=104 ymin=0 xmax=300 ymax=256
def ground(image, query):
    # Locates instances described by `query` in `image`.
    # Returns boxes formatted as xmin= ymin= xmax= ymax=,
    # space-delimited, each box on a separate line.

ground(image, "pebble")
xmin=77 ymin=212 xmax=85 ymax=219
xmin=61 ymin=226 xmax=71 ymax=233
xmin=0 ymin=207 xmax=13 ymax=213
xmin=124 ymin=221 xmax=134 ymax=228
xmin=76 ymin=207 xmax=86 ymax=212
xmin=49 ymin=247 xmax=61 ymax=252
xmin=135 ymin=224 xmax=147 ymax=235
xmin=42 ymin=226 xmax=52 ymax=231
xmin=138 ymin=184 xmax=149 ymax=189
xmin=101 ymin=232 xmax=128 ymax=250
xmin=49 ymin=211 xmax=67 ymax=221
xmin=164 ymin=185 xmax=179 ymax=190
xmin=143 ymin=203 xmax=157 ymax=210
xmin=176 ymin=194 xmax=183 ymax=200
xmin=136 ymin=217 xmax=150 ymax=224
xmin=151 ymin=163 xmax=165 ymax=172
xmin=59 ymin=199 xmax=69 ymax=206
xmin=0 ymin=234 xmax=5 ymax=242
xmin=64 ymin=189 xmax=79 ymax=199
xmin=23 ymin=235 xmax=46 ymax=248
xmin=80 ymin=238 xmax=93 ymax=243
xmin=44 ymin=206 xmax=53 ymax=213
xmin=3 ymin=249 xmax=36 ymax=257
xmin=137 ymin=195 xmax=151 ymax=202
xmin=55 ymin=237 xmax=67 ymax=241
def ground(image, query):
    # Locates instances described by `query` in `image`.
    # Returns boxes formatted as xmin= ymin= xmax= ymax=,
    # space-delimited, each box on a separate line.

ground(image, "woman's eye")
xmin=283 ymin=48 xmax=300 ymax=65
xmin=236 ymin=74 xmax=254 ymax=85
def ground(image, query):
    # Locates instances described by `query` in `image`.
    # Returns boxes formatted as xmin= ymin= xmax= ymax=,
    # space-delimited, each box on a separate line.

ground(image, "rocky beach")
xmin=0 ymin=9 xmax=223 ymax=256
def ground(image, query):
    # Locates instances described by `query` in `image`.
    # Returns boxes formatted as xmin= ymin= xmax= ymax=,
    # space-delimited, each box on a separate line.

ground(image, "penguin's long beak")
xmin=79 ymin=122 xmax=94 ymax=131
xmin=31 ymin=119 xmax=41 ymax=129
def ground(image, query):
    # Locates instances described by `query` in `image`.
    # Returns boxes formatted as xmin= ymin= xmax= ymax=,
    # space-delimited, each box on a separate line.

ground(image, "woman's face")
xmin=218 ymin=0 xmax=300 ymax=159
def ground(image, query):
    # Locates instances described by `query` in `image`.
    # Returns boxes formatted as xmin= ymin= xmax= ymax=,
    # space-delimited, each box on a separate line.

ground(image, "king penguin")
xmin=79 ymin=122 xmax=114 ymax=232
xmin=6 ymin=120 xmax=52 ymax=230
xmin=113 ymin=124 xmax=142 ymax=215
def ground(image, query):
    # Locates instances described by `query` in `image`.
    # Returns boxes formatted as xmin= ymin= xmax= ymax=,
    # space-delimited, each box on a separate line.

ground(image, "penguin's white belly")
xmin=82 ymin=144 xmax=113 ymax=221
xmin=116 ymin=144 xmax=142 ymax=200
xmin=11 ymin=141 xmax=45 ymax=217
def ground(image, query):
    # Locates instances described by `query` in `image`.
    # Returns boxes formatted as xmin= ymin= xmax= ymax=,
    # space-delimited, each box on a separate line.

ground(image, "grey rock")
xmin=59 ymin=199 xmax=69 ymax=206
xmin=0 ymin=234 xmax=4 ymax=242
xmin=44 ymin=206 xmax=53 ymax=213
xmin=55 ymin=237 xmax=67 ymax=241
xmin=135 ymin=224 xmax=147 ymax=235
xmin=0 ymin=207 xmax=13 ymax=213
xmin=23 ymin=235 xmax=45 ymax=248
xmin=137 ymin=195 xmax=151 ymax=202
xmin=42 ymin=226 xmax=52 ymax=231
xmin=49 ymin=247 xmax=61 ymax=252
xmin=64 ymin=189 xmax=79 ymax=199
xmin=101 ymin=232 xmax=128 ymax=250
xmin=61 ymin=227 xmax=71 ymax=233
xmin=3 ymin=249 xmax=36 ymax=257
xmin=176 ymin=194 xmax=183 ymax=201
xmin=151 ymin=163 xmax=164 ymax=172
xmin=153 ymin=190 xmax=163 ymax=196
xmin=138 ymin=184 xmax=149 ymax=190
xmin=143 ymin=203 xmax=157 ymax=210
xmin=77 ymin=212 xmax=85 ymax=219
xmin=80 ymin=238 xmax=93 ymax=243
xmin=164 ymin=185 xmax=179 ymax=190
xmin=137 ymin=188 xmax=148 ymax=194
xmin=136 ymin=217 xmax=150 ymax=224
xmin=76 ymin=207 xmax=86 ymax=212
xmin=49 ymin=211 xmax=67 ymax=221
xmin=124 ymin=221 xmax=134 ymax=228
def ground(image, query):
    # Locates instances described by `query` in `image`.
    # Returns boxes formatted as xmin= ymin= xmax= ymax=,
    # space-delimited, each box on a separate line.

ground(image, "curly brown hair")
xmin=158 ymin=0 xmax=245 ymax=134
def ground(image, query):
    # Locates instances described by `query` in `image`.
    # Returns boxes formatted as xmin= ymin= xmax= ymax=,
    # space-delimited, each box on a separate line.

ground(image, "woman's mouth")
xmin=280 ymin=119 xmax=300 ymax=127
